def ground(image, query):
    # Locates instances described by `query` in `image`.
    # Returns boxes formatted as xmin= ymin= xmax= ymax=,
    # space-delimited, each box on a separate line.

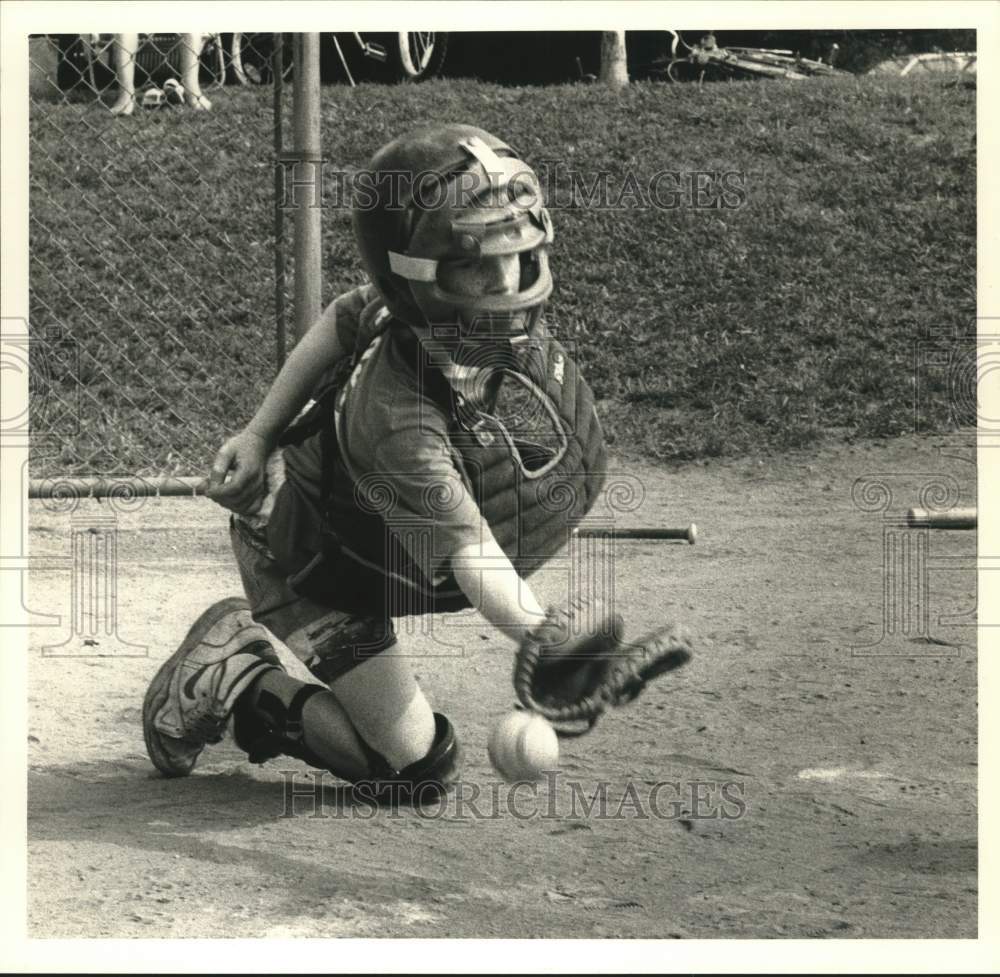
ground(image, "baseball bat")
xmin=573 ymin=523 xmax=697 ymax=544
xmin=906 ymin=507 xmax=976 ymax=530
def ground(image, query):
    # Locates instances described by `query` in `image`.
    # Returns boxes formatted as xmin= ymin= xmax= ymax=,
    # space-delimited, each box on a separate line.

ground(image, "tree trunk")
xmin=599 ymin=31 xmax=628 ymax=87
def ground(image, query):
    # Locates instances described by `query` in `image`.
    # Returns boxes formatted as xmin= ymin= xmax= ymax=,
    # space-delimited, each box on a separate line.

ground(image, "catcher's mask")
xmin=352 ymin=124 xmax=554 ymax=359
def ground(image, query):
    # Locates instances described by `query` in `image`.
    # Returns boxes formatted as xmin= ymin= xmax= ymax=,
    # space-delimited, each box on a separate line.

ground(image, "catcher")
xmin=142 ymin=123 xmax=691 ymax=801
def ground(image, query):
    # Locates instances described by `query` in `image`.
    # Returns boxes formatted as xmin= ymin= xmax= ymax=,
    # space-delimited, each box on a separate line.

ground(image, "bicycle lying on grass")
xmin=647 ymin=31 xmax=849 ymax=84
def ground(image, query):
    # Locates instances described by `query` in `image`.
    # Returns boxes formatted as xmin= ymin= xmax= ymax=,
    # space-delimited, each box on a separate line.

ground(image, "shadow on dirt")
xmin=29 ymin=761 xmax=356 ymax=850
xmin=28 ymin=761 xmax=457 ymax=909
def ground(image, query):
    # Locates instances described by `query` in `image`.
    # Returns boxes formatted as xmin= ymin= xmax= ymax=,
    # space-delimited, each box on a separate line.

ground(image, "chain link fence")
xmin=28 ymin=32 xmax=292 ymax=480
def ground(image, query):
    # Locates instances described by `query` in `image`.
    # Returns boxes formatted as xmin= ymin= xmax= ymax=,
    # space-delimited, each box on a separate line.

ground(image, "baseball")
xmin=487 ymin=710 xmax=560 ymax=782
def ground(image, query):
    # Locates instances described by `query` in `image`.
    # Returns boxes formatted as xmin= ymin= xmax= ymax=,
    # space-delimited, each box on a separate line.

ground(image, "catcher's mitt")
xmin=514 ymin=597 xmax=693 ymax=736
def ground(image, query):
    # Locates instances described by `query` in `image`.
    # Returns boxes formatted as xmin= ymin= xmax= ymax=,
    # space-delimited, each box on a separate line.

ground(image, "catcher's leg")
xmin=141 ymin=596 xmax=454 ymax=791
xmin=227 ymin=517 xmax=459 ymax=798
xmin=233 ymin=661 xmax=458 ymax=801
xmin=231 ymin=668 xmax=372 ymax=782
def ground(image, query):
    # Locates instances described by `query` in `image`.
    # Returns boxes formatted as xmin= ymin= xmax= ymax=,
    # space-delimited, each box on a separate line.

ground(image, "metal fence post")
xmin=292 ymin=32 xmax=322 ymax=342
xmin=273 ymin=33 xmax=287 ymax=370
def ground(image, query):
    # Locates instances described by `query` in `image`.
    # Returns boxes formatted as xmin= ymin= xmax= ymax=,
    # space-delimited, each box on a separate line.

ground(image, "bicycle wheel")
xmin=387 ymin=32 xmax=448 ymax=81
xmin=228 ymin=33 xmax=293 ymax=85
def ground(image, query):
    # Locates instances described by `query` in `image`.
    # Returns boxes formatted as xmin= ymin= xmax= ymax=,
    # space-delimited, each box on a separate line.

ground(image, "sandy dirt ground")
xmin=26 ymin=434 xmax=977 ymax=939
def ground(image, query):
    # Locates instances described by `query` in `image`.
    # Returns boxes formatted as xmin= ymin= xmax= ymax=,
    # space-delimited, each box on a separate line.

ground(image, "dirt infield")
xmin=26 ymin=434 xmax=977 ymax=939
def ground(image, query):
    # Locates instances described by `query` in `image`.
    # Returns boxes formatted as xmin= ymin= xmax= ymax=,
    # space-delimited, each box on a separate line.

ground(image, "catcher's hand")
xmin=513 ymin=597 xmax=693 ymax=736
xmin=207 ymin=428 xmax=270 ymax=516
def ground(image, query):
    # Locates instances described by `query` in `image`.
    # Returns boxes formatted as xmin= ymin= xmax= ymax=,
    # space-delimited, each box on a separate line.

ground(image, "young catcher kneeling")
xmin=142 ymin=124 xmax=692 ymax=801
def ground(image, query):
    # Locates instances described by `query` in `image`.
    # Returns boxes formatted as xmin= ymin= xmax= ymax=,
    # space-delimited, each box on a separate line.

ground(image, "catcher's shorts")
xmin=229 ymin=514 xmax=395 ymax=683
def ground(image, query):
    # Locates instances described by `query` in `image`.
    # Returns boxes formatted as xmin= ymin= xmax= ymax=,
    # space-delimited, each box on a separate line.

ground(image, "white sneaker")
xmin=143 ymin=597 xmax=282 ymax=777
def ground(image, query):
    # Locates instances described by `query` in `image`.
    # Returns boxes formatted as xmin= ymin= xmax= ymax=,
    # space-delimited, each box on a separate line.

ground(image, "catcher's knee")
xmin=354 ymin=712 xmax=461 ymax=806
xmin=302 ymin=614 xmax=397 ymax=685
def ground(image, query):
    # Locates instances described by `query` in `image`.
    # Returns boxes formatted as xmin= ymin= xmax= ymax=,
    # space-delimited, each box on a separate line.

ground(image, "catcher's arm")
xmin=451 ymin=538 xmax=693 ymax=736
xmin=208 ymin=298 xmax=350 ymax=513
xmin=242 ymin=298 xmax=349 ymax=446
xmin=450 ymin=537 xmax=548 ymax=642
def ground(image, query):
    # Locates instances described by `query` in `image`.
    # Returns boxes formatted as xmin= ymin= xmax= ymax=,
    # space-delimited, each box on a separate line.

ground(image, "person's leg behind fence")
xmin=180 ymin=33 xmax=212 ymax=110
xmin=109 ymin=33 xmax=137 ymax=115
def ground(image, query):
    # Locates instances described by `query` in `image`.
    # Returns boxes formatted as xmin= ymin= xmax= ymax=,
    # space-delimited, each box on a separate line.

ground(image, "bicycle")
xmin=229 ymin=32 xmax=448 ymax=86
xmin=648 ymin=31 xmax=848 ymax=84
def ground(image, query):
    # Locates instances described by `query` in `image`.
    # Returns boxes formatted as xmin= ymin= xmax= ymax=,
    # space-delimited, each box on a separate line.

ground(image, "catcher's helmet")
xmin=352 ymin=123 xmax=554 ymax=341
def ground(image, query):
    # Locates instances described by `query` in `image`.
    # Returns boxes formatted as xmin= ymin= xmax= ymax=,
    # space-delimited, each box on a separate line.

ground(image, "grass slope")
xmin=28 ymin=75 xmax=975 ymax=474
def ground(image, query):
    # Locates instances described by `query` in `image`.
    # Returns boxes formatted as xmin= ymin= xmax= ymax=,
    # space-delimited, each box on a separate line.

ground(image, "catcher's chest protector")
xmin=446 ymin=341 xmax=607 ymax=576
xmin=301 ymin=300 xmax=606 ymax=613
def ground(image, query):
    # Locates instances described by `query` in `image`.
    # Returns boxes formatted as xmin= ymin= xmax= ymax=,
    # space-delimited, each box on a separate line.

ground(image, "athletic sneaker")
xmin=143 ymin=597 xmax=283 ymax=777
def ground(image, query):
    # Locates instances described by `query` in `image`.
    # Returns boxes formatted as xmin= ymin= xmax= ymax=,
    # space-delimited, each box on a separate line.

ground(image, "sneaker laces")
xmin=183 ymin=697 xmax=227 ymax=744
xmin=177 ymin=643 xmax=277 ymax=743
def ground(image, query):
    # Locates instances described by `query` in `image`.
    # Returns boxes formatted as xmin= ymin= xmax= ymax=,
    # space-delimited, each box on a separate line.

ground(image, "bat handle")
xmin=906 ymin=507 xmax=976 ymax=529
